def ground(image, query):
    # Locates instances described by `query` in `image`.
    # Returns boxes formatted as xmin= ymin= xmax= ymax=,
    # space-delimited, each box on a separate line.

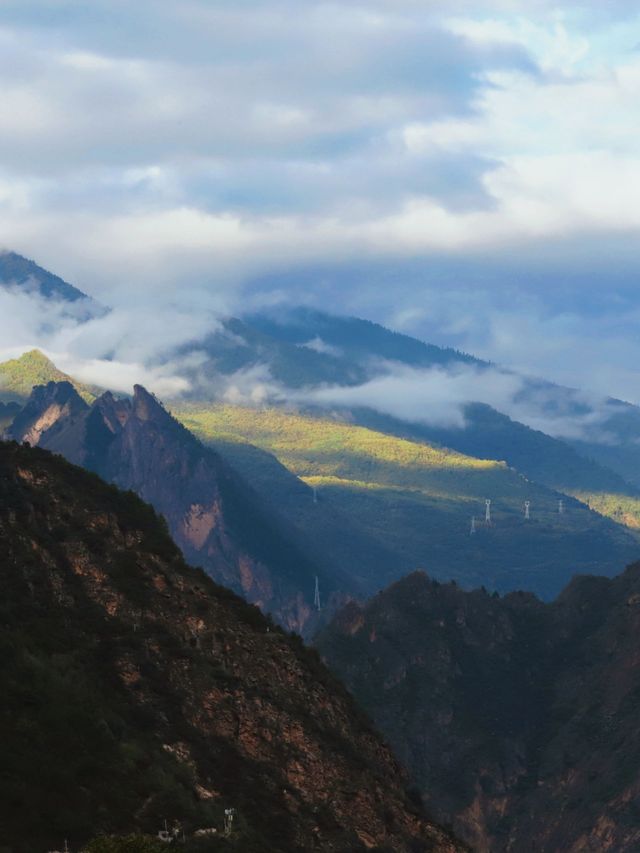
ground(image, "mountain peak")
xmin=132 ymin=383 xmax=171 ymax=422
xmin=0 ymin=250 xmax=90 ymax=302
xmin=0 ymin=349 xmax=97 ymax=404
xmin=6 ymin=380 xmax=88 ymax=447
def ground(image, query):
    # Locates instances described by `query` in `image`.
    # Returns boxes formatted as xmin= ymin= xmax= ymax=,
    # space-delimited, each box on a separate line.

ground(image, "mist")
xmin=0 ymin=284 xmax=225 ymax=397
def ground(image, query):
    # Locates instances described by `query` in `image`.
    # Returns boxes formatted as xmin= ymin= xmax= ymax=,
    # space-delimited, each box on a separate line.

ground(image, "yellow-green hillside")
xmin=178 ymin=402 xmax=640 ymax=533
xmin=173 ymin=403 xmax=640 ymax=600
xmin=0 ymin=349 xmax=96 ymax=403
xmin=176 ymin=404 xmax=510 ymax=501
xmin=571 ymin=491 xmax=640 ymax=530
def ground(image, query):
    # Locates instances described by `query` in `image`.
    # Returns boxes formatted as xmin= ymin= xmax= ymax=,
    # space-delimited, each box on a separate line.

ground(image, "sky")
xmin=1 ymin=1 xmax=640 ymax=402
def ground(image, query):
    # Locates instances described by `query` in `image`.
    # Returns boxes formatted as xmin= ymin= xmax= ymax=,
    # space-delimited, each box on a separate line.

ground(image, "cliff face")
xmin=0 ymin=440 xmax=462 ymax=853
xmin=317 ymin=570 xmax=640 ymax=853
xmin=7 ymin=382 xmax=350 ymax=631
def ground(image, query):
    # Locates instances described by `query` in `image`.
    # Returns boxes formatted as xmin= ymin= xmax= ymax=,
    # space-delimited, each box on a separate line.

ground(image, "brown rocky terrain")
xmin=317 ymin=570 xmax=640 ymax=852
xmin=6 ymin=381 xmax=354 ymax=631
xmin=0 ymin=439 xmax=462 ymax=853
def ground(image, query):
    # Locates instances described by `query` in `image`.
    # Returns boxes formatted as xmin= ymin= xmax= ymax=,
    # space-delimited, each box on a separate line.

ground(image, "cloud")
xmin=203 ymin=357 xmax=620 ymax=441
xmin=0 ymin=284 xmax=223 ymax=397
xmin=1 ymin=1 xmax=640 ymax=403
xmin=299 ymin=337 xmax=343 ymax=357
xmin=303 ymin=362 xmax=523 ymax=428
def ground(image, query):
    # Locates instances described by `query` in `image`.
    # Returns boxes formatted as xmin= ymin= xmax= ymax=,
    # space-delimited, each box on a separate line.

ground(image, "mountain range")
xmin=3 ymin=250 xmax=640 ymax=607
xmin=317 ymin=568 xmax=640 ymax=852
xmin=4 ymin=251 xmax=640 ymax=851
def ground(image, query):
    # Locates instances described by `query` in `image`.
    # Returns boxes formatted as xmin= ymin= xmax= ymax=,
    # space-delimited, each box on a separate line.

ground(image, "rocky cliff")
xmin=7 ymin=382 xmax=352 ymax=631
xmin=0 ymin=440 xmax=462 ymax=853
xmin=317 ymin=570 xmax=640 ymax=852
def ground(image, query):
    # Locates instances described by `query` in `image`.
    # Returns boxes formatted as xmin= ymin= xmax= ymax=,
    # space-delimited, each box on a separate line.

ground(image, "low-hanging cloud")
xmin=203 ymin=357 xmax=622 ymax=442
xmin=0 ymin=283 xmax=226 ymax=397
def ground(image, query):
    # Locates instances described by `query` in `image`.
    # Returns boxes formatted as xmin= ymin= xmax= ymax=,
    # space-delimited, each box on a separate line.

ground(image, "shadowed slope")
xmin=0 ymin=440 xmax=462 ymax=853
xmin=317 ymin=568 xmax=640 ymax=852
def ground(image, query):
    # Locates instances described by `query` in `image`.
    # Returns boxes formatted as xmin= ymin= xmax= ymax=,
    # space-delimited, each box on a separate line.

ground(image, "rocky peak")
xmin=132 ymin=383 xmax=168 ymax=423
xmin=7 ymin=382 xmax=352 ymax=630
xmin=6 ymin=379 xmax=88 ymax=446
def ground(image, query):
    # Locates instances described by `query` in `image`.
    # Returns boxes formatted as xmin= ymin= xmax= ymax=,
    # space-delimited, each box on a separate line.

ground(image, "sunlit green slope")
xmin=175 ymin=404 xmax=640 ymax=599
xmin=0 ymin=349 xmax=96 ymax=403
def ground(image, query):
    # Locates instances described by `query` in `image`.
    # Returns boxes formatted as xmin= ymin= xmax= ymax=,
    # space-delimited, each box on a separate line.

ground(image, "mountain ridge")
xmin=317 ymin=566 xmax=640 ymax=852
xmin=0 ymin=250 xmax=91 ymax=302
xmin=0 ymin=438 xmax=462 ymax=853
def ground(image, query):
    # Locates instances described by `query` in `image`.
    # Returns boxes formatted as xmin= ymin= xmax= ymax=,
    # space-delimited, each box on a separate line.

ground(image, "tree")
xmin=83 ymin=835 xmax=166 ymax=853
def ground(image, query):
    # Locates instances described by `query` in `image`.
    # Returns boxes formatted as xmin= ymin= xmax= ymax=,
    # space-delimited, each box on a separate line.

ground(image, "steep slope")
xmin=248 ymin=307 xmax=479 ymax=369
xmin=7 ymin=383 xmax=350 ymax=631
xmin=175 ymin=403 xmax=640 ymax=600
xmin=317 ymin=569 xmax=640 ymax=852
xmin=0 ymin=249 xmax=90 ymax=302
xmin=355 ymin=404 xmax=640 ymax=529
xmin=0 ymin=349 xmax=97 ymax=403
xmin=0 ymin=440 xmax=461 ymax=853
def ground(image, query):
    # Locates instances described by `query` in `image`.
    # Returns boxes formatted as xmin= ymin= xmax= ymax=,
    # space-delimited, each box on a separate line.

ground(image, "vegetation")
xmin=0 ymin=250 xmax=89 ymax=302
xmin=317 ymin=562 xmax=640 ymax=852
xmin=573 ymin=491 xmax=640 ymax=529
xmin=0 ymin=440 xmax=450 ymax=853
xmin=173 ymin=404 xmax=640 ymax=600
xmin=0 ymin=349 xmax=96 ymax=403
xmin=84 ymin=836 xmax=166 ymax=853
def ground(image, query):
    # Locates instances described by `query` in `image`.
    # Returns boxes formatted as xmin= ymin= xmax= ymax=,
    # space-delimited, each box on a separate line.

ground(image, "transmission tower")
xmin=312 ymin=485 xmax=318 ymax=504
xmin=558 ymin=499 xmax=564 ymax=515
xmin=524 ymin=500 xmax=530 ymax=520
xmin=470 ymin=515 xmax=476 ymax=535
xmin=485 ymin=499 xmax=492 ymax=525
xmin=224 ymin=808 xmax=235 ymax=837
xmin=314 ymin=575 xmax=321 ymax=611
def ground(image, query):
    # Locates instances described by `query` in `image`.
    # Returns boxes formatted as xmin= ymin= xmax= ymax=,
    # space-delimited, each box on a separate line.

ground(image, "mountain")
xmin=173 ymin=309 xmax=477 ymax=396
xmin=0 ymin=349 xmax=97 ymax=404
xmin=247 ymin=307 xmax=480 ymax=370
xmin=175 ymin=402 xmax=640 ymax=601
xmin=5 ymin=247 xmax=640 ymax=514
xmin=180 ymin=316 xmax=369 ymax=391
xmin=6 ymin=382 xmax=352 ymax=631
xmin=236 ymin=309 xmax=640 ymax=526
xmin=0 ymin=439 xmax=462 ymax=853
xmin=317 ymin=568 xmax=640 ymax=852
xmin=354 ymin=404 xmax=640 ymax=529
xmin=0 ymin=250 xmax=91 ymax=302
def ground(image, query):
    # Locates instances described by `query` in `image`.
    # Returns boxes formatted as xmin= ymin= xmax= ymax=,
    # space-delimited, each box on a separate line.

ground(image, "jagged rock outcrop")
xmin=317 ymin=570 xmax=640 ymax=852
xmin=0 ymin=440 xmax=463 ymax=853
xmin=7 ymin=383 xmax=352 ymax=631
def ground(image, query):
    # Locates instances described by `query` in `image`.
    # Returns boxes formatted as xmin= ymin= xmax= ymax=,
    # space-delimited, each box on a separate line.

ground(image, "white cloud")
xmin=1 ymin=0 xmax=640 ymax=403
xmin=0 ymin=284 xmax=223 ymax=397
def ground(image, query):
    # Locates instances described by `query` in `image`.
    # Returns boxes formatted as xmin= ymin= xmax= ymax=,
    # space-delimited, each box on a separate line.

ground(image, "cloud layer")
xmin=1 ymin=2 xmax=640 ymax=399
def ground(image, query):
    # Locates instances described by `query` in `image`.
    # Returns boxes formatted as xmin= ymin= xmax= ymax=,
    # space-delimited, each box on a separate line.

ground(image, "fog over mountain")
xmin=1 ymin=1 xmax=640 ymax=403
